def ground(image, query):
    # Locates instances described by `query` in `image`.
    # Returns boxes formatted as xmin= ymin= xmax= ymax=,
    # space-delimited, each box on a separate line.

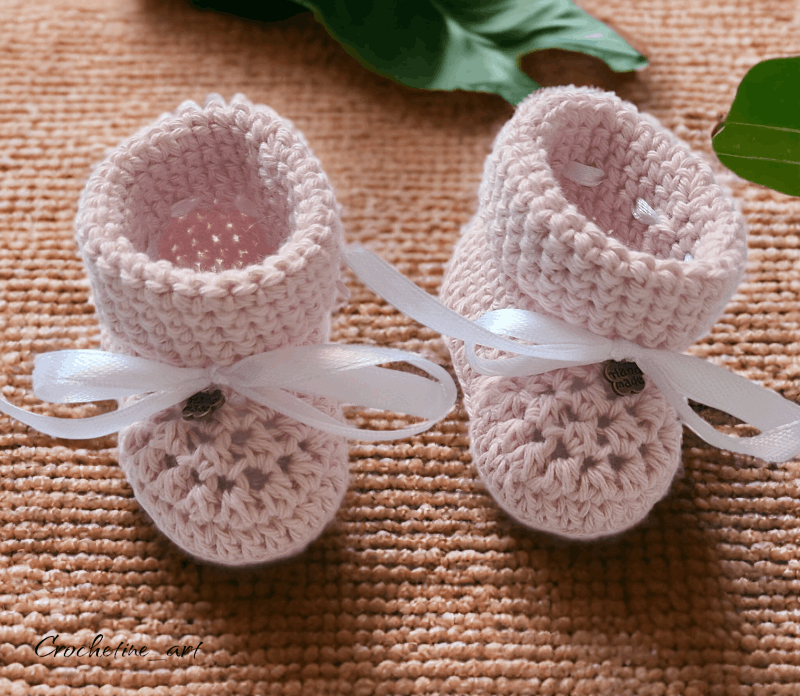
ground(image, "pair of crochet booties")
xmin=15 ymin=86 xmax=765 ymax=566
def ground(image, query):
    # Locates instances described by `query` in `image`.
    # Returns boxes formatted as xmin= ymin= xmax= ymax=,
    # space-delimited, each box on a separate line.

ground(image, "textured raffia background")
xmin=2 ymin=0 xmax=800 ymax=694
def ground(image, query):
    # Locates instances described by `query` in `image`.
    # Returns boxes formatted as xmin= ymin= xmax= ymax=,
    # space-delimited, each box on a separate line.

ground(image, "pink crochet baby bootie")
xmin=440 ymin=86 xmax=747 ymax=539
xmin=75 ymin=95 xmax=349 ymax=565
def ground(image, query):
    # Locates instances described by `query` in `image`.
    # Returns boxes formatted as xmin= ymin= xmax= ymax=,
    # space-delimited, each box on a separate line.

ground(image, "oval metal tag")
xmin=183 ymin=388 xmax=225 ymax=421
xmin=603 ymin=360 xmax=645 ymax=396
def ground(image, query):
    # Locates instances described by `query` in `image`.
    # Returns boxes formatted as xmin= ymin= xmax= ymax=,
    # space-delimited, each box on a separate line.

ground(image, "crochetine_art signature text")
xmin=35 ymin=633 xmax=203 ymax=662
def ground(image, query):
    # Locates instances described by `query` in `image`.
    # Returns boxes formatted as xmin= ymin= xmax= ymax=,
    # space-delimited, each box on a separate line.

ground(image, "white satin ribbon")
xmin=0 ymin=344 xmax=456 ymax=441
xmin=344 ymin=246 xmax=800 ymax=464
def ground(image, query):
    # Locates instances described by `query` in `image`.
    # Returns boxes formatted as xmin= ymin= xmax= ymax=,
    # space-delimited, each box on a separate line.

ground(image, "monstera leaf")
xmin=713 ymin=56 xmax=800 ymax=197
xmin=192 ymin=0 xmax=647 ymax=104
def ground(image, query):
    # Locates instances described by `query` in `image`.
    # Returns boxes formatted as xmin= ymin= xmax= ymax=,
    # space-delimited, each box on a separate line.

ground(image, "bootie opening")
xmin=542 ymin=97 xmax=715 ymax=262
xmin=100 ymin=100 xmax=302 ymax=271
xmin=77 ymin=95 xmax=344 ymax=367
xmin=488 ymin=87 xmax=746 ymax=350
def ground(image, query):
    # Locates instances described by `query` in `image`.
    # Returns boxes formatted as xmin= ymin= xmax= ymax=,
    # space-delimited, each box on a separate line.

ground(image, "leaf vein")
xmin=723 ymin=121 xmax=800 ymax=136
xmin=717 ymin=153 xmax=800 ymax=164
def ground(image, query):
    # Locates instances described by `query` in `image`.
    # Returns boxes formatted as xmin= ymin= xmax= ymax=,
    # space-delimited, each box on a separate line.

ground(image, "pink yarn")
xmin=440 ymin=86 xmax=747 ymax=539
xmin=75 ymin=94 xmax=349 ymax=566
xmin=158 ymin=201 xmax=281 ymax=271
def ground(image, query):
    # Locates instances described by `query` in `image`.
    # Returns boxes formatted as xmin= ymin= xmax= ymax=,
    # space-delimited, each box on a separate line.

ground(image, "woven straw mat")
xmin=2 ymin=0 xmax=800 ymax=694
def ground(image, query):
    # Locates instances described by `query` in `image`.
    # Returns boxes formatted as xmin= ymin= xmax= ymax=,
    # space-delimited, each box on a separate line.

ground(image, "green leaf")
xmin=712 ymin=56 xmax=800 ymax=197
xmin=299 ymin=0 xmax=646 ymax=104
xmin=196 ymin=0 xmax=647 ymax=105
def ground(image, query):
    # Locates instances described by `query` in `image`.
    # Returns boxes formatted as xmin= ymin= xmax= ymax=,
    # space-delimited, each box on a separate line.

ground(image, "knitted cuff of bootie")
xmin=75 ymin=95 xmax=349 ymax=566
xmin=440 ymin=85 xmax=747 ymax=539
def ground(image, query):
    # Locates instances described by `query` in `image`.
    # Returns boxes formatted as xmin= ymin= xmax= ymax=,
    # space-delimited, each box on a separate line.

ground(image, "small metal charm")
xmin=603 ymin=360 xmax=645 ymax=397
xmin=182 ymin=389 xmax=225 ymax=421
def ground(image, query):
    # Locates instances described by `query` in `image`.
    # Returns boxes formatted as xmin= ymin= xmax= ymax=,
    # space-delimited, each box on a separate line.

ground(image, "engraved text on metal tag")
xmin=603 ymin=360 xmax=645 ymax=396
xmin=182 ymin=389 xmax=225 ymax=421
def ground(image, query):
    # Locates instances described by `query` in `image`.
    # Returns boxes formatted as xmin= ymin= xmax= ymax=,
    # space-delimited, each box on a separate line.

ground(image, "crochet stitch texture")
xmin=440 ymin=86 xmax=747 ymax=539
xmin=75 ymin=95 xmax=349 ymax=565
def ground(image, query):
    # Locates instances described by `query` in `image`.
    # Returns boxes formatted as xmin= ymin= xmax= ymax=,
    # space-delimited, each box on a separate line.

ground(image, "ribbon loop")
xmin=0 ymin=344 xmax=457 ymax=442
xmin=33 ymin=350 xmax=207 ymax=403
xmin=343 ymin=246 xmax=800 ymax=464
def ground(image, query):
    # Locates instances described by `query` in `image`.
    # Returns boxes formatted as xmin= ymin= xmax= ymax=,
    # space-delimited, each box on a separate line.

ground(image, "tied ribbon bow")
xmin=344 ymin=247 xmax=800 ymax=464
xmin=0 ymin=343 xmax=457 ymax=441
